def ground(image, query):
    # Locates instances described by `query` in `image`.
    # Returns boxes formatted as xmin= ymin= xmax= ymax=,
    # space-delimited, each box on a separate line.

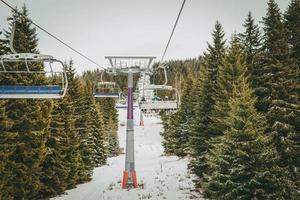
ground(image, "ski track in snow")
xmin=52 ymin=109 xmax=202 ymax=200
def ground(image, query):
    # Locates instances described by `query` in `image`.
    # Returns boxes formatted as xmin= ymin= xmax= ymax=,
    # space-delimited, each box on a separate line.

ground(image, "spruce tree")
xmin=66 ymin=64 xmax=94 ymax=183
xmin=252 ymin=0 xmax=289 ymax=114
xmin=251 ymin=0 xmax=300 ymax=185
xmin=284 ymin=0 xmax=300 ymax=186
xmin=63 ymin=93 xmax=81 ymax=189
xmin=161 ymin=112 xmax=174 ymax=155
xmin=0 ymin=29 xmax=7 ymax=200
xmin=239 ymin=12 xmax=262 ymax=63
xmin=253 ymin=0 xmax=289 ymax=113
xmin=263 ymin=0 xmax=289 ymax=59
xmin=0 ymin=6 xmax=53 ymax=199
xmin=81 ymin=69 xmax=120 ymax=158
xmin=163 ymin=69 xmax=197 ymax=157
xmin=0 ymin=101 xmax=15 ymax=200
xmin=211 ymin=36 xmax=247 ymax=137
xmin=105 ymin=116 xmax=120 ymax=157
xmin=188 ymin=21 xmax=226 ymax=184
xmin=38 ymin=77 xmax=82 ymax=198
xmin=203 ymin=78 xmax=298 ymax=199
xmin=38 ymin=100 xmax=70 ymax=198
xmin=285 ymin=0 xmax=300 ymax=63
xmin=239 ymin=12 xmax=262 ymax=81
xmin=98 ymin=97 xmax=118 ymax=131
xmin=62 ymin=61 xmax=83 ymax=188
xmin=0 ymin=33 xmax=7 ymax=55
xmin=78 ymin=79 xmax=96 ymax=182
xmin=97 ymin=97 xmax=120 ymax=157
xmin=90 ymin=105 xmax=107 ymax=166
xmin=85 ymin=80 xmax=107 ymax=166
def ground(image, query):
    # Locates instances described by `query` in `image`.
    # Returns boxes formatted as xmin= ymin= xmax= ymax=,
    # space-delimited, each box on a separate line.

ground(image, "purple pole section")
xmin=127 ymin=87 xmax=133 ymax=119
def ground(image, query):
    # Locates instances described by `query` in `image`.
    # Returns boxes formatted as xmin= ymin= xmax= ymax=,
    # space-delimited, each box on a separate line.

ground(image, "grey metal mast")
xmin=105 ymin=56 xmax=155 ymax=189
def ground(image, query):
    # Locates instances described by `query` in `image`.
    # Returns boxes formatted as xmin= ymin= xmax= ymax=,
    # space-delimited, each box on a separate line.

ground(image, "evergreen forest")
xmin=159 ymin=0 xmax=300 ymax=199
xmin=0 ymin=0 xmax=299 ymax=199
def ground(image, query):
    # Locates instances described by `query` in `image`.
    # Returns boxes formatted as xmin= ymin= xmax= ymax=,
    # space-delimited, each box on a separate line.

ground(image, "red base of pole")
xmin=132 ymin=170 xmax=138 ymax=188
xmin=122 ymin=170 xmax=138 ymax=189
xmin=122 ymin=171 xmax=129 ymax=189
xmin=139 ymin=120 xmax=144 ymax=126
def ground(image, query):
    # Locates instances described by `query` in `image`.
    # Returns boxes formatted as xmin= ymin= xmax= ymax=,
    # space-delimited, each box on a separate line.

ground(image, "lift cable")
xmin=0 ymin=0 xmax=104 ymax=69
xmin=159 ymin=0 xmax=186 ymax=65
xmin=151 ymin=0 xmax=186 ymax=90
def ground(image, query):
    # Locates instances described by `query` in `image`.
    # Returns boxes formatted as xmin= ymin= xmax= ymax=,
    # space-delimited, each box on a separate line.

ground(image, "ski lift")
xmin=93 ymin=70 xmax=120 ymax=98
xmin=94 ymin=81 xmax=120 ymax=98
xmin=0 ymin=16 xmax=67 ymax=99
xmin=118 ymin=92 xmax=127 ymax=104
xmin=139 ymin=64 xmax=180 ymax=113
xmin=139 ymin=85 xmax=179 ymax=113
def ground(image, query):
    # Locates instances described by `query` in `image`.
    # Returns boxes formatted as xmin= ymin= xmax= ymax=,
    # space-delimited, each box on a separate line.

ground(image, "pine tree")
xmin=105 ymin=116 xmax=120 ymax=157
xmin=63 ymin=93 xmax=81 ymax=189
xmin=90 ymin=105 xmax=107 ymax=166
xmin=0 ymin=32 xmax=7 ymax=55
xmin=97 ymin=97 xmax=120 ymax=157
xmin=239 ymin=12 xmax=262 ymax=63
xmin=98 ymin=97 xmax=118 ymax=131
xmin=263 ymin=0 xmax=289 ymax=59
xmin=211 ymin=36 xmax=247 ymax=137
xmin=250 ymin=0 xmax=300 ymax=185
xmin=78 ymin=80 xmax=96 ymax=181
xmin=59 ymin=60 xmax=83 ymax=188
xmin=188 ymin=21 xmax=226 ymax=184
xmin=0 ymin=101 xmax=15 ymax=200
xmin=85 ymin=80 xmax=107 ymax=166
xmin=284 ymin=0 xmax=300 ymax=186
xmin=203 ymin=78 xmax=298 ymax=199
xmin=164 ymin=69 xmax=197 ymax=157
xmin=239 ymin=12 xmax=262 ymax=81
xmin=81 ymin=69 xmax=120 ymax=158
xmin=161 ymin=111 xmax=180 ymax=155
xmin=0 ymin=6 xmax=53 ymax=199
xmin=0 ymin=28 xmax=8 ymax=200
xmin=38 ymin=100 xmax=70 ymax=198
xmin=252 ymin=0 xmax=289 ymax=112
xmin=66 ymin=63 xmax=94 ymax=183
xmin=285 ymin=0 xmax=300 ymax=63
xmin=161 ymin=113 xmax=175 ymax=155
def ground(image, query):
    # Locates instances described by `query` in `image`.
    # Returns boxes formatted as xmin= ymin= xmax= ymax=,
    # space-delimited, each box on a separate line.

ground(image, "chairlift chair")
xmin=0 ymin=53 xmax=68 ymax=99
xmin=0 ymin=15 xmax=67 ymax=99
xmin=139 ymin=64 xmax=180 ymax=114
xmin=118 ymin=92 xmax=127 ymax=104
xmin=139 ymin=85 xmax=179 ymax=113
xmin=93 ymin=81 xmax=120 ymax=98
xmin=93 ymin=68 xmax=121 ymax=98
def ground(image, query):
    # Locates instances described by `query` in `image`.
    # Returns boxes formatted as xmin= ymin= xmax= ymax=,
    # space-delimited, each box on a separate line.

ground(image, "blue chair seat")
xmin=0 ymin=85 xmax=63 ymax=94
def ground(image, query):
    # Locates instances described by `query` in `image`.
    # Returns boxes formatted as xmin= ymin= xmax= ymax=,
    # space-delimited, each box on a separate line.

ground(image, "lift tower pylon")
xmin=105 ymin=56 xmax=155 ymax=189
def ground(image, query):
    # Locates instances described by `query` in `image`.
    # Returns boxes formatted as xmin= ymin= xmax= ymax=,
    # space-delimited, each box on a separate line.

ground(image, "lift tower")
xmin=105 ymin=56 xmax=155 ymax=189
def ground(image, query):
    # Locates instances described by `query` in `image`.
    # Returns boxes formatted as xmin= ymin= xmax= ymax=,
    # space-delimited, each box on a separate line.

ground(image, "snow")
xmin=52 ymin=108 xmax=201 ymax=200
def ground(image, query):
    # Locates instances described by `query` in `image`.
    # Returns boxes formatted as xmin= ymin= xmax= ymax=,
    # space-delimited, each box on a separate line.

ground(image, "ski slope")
xmin=52 ymin=108 xmax=201 ymax=200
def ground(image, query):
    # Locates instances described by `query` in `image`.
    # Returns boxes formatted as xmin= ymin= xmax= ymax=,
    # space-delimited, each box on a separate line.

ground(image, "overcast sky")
xmin=0 ymin=0 xmax=290 ymax=73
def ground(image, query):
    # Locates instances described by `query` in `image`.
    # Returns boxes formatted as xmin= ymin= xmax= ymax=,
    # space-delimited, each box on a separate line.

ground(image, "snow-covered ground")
xmin=52 ymin=108 xmax=201 ymax=200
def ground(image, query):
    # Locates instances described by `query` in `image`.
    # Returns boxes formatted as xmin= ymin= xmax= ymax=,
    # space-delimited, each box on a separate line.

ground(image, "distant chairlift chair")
xmin=93 ymin=69 xmax=121 ymax=98
xmin=139 ymin=65 xmax=180 ymax=114
xmin=139 ymin=84 xmax=179 ymax=114
xmin=93 ymin=81 xmax=120 ymax=98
